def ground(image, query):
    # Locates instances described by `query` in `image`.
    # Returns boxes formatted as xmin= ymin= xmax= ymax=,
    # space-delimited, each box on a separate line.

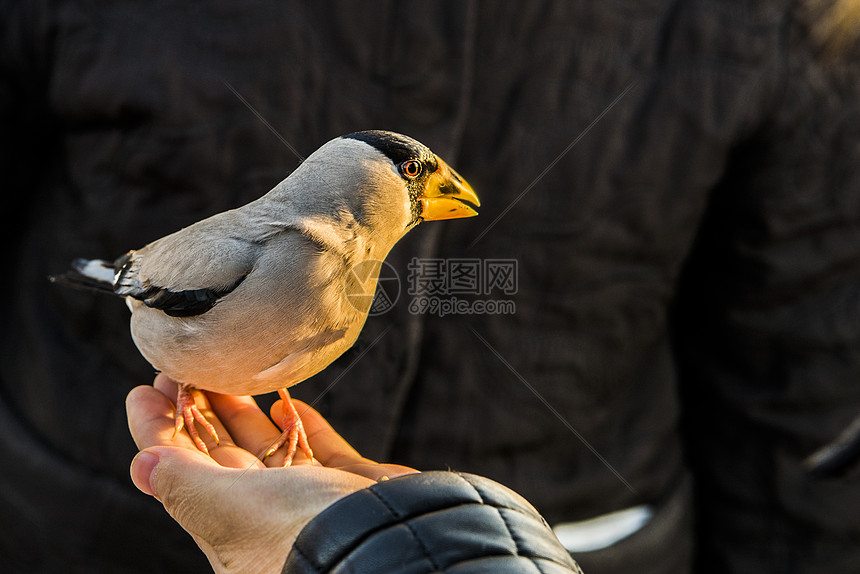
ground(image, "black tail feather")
xmin=49 ymin=259 xmax=118 ymax=296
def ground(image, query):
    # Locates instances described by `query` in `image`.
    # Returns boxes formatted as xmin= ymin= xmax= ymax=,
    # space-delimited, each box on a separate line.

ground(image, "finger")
xmin=134 ymin=445 xmax=229 ymax=512
xmin=126 ymin=385 xmax=198 ymax=451
xmin=130 ymin=450 xmax=160 ymax=497
xmin=153 ymin=372 xmax=180 ymax=401
xmin=206 ymin=392 xmax=288 ymax=468
xmin=208 ymin=439 xmax=268 ymax=470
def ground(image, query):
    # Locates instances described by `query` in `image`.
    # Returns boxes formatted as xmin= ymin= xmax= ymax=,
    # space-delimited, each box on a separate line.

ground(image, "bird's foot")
xmin=173 ymin=383 xmax=220 ymax=455
xmin=264 ymin=388 xmax=314 ymax=466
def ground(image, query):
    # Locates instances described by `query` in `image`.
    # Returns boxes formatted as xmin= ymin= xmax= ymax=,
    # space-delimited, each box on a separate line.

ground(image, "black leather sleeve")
xmin=282 ymin=472 xmax=582 ymax=574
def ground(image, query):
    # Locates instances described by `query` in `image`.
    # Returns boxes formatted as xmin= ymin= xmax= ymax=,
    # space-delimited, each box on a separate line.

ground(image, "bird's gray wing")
xmin=114 ymin=216 xmax=267 ymax=317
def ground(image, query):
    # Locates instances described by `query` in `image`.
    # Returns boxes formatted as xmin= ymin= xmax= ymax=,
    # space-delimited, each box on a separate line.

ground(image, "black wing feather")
xmin=138 ymin=276 xmax=247 ymax=317
xmin=113 ymin=251 xmax=248 ymax=317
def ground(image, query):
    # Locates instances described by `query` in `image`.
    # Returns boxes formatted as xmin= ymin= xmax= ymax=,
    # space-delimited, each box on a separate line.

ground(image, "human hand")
xmin=127 ymin=374 xmax=417 ymax=574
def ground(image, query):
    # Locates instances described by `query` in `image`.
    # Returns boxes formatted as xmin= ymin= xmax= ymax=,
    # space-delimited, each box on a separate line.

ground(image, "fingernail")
xmin=131 ymin=451 xmax=160 ymax=498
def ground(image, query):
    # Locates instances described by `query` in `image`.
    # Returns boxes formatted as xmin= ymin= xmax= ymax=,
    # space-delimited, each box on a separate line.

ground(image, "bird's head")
xmin=296 ymin=131 xmax=478 ymax=246
xmin=340 ymin=130 xmax=480 ymax=227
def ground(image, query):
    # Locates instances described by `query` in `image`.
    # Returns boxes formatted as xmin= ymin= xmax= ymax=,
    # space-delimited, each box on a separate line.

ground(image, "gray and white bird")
xmin=54 ymin=130 xmax=479 ymax=464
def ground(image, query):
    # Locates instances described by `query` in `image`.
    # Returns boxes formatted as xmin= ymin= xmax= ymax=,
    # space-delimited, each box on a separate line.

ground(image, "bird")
xmin=53 ymin=130 xmax=480 ymax=465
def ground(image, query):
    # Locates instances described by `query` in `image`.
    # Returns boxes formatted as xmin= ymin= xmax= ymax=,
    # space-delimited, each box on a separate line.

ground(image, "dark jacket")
xmin=2 ymin=1 xmax=859 ymax=572
xmin=283 ymin=472 xmax=582 ymax=574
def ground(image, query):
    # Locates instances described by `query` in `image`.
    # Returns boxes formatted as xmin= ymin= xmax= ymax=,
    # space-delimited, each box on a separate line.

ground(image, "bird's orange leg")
xmin=173 ymin=383 xmax=220 ymax=455
xmin=264 ymin=388 xmax=314 ymax=466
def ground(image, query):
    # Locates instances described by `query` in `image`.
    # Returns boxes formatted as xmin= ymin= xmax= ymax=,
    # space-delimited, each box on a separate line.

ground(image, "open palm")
xmin=127 ymin=374 xmax=417 ymax=574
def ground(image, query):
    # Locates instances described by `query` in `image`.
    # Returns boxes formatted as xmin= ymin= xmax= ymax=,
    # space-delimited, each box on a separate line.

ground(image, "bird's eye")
xmin=400 ymin=160 xmax=422 ymax=179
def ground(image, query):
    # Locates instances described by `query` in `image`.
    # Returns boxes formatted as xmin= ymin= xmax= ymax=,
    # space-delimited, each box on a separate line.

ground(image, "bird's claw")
xmin=264 ymin=388 xmax=313 ymax=466
xmin=173 ymin=384 xmax=220 ymax=455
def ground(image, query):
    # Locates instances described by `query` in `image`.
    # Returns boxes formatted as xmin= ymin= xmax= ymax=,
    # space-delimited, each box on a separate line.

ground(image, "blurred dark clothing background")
xmin=2 ymin=1 xmax=859 ymax=572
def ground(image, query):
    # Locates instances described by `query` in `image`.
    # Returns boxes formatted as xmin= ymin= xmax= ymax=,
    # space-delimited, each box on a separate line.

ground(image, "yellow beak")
xmin=419 ymin=156 xmax=480 ymax=221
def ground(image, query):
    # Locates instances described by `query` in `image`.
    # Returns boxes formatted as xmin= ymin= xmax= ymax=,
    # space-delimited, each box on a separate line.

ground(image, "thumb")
xmin=130 ymin=446 xmax=262 ymax=573
xmin=130 ymin=449 xmax=162 ymax=498
xmin=130 ymin=445 xmax=234 ymax=528
xmin=130 ymin=446 xmax=252 ymax=556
